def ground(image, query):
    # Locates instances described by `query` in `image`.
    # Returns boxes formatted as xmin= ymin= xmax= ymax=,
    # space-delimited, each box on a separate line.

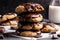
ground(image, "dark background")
xmin=0 ymin=0 xmax=51 ymax=19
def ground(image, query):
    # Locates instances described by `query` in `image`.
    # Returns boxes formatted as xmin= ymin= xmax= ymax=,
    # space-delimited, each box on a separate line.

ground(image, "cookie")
xmin=2 ymin=13 xmax=17 ymax=22
xmin=15 ymin=3 xmax=44 ymax=13
xmin=6 ymin=13 xmax=17 ymax=20
xmin=20 ymin=31 xmax=37 ymax=37
xmin=21 ymin=23 xmax=43 ymax=30
xmin=41 ymin=24 xmax=56 ymax=33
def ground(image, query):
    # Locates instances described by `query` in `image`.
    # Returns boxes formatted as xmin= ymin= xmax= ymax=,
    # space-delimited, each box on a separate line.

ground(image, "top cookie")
xmin=15 ymin=3 xmax=44 ymax=13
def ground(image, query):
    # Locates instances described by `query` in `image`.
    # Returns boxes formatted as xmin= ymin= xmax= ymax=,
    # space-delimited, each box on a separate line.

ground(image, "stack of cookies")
xmin=15 ymin=3 xmax=44 ymax=37
xmin=0 ymin=13 xmax=19 ymax=29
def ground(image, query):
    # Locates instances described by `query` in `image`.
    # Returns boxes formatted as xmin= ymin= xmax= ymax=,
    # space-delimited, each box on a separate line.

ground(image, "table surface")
xmin=2 ymin=37 xmax=60 ymax=40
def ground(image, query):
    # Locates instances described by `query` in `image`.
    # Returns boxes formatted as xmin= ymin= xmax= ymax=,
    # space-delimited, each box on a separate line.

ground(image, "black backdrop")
xmin=0 ymin=0 xmax=51 ymax=19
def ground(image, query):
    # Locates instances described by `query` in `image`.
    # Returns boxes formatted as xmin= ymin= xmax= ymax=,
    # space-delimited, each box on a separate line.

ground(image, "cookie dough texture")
xmin=20 ymin=31 xmax=37 ymax=37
